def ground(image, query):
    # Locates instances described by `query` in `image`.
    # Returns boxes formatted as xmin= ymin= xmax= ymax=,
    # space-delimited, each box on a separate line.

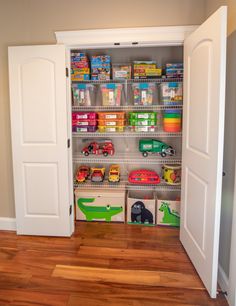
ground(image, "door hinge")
xmin=69 ymin=205 xmax=72 ymax=216
xmin=66 ymin=67 xmax=69 ymax=77
xmin=67 ymin=139 xmax=70 ymax=148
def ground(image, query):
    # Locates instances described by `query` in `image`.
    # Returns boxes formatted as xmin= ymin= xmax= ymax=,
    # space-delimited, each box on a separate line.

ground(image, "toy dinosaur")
xmin=159 ymin=201 xmax=180 ymax=226
xmin=77 ymin=198 xmax=123 ymax=222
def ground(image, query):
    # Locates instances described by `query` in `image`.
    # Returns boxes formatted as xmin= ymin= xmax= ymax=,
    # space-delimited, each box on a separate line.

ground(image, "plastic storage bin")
xmin=130 ymin=125 xmax=156 ymax=132
xmin=163 ymin=110 xmax=182 ymax=132
xmin=112 ymin=64 xmax=131 ymax=80
xmin=98 ymin=119 xmax=125 ymax=126
xmin=97 ymin=111 xmax=125 ymax=120
xmin=100 ymin=83 xmax=122 ymax=106
xmin=132 ymin=83 xmax=156 ymax=106
xmin=72 ymin=119 xmax=97 ymax=126
xmin=98 ymin=126 xmax=125 ymax=133
xmin=72 ymin=84 xmax=94 ymax=106
xmin=129 ymin=118 xmax=157 ymax=126
xmin=129 ymin=112 xmax=157 ymax=120
xmin=72 ymin=126 xmax=97 ymax=132
xmin=160 ymin=82 xmax=183 ymax=105
xmin=72 ymin=112 xmax=97 ymax=120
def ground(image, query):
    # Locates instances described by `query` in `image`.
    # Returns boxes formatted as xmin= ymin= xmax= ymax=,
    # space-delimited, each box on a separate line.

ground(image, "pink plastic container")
xmin=72 ymin=112 xmax=97 ymax=120
xmin=72 ymin=119 xmax=97 ymax=126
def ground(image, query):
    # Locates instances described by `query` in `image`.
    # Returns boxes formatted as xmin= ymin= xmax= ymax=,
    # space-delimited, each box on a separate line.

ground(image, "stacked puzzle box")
xmin=71 ymin=52 xmax=90 ymax=81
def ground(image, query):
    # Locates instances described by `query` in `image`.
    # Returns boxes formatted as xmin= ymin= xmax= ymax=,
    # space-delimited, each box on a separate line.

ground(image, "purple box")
xmin=72 ymin=112 xmax=97 ymax=120
xmin=72 ymin=125 xmax=97 ymax=132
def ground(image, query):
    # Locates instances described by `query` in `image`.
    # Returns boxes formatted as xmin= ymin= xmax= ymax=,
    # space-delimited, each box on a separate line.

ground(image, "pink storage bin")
xmin=72 ymin=125 xmax=97 ymax=132
xmin=72 ymin=112 xmax=97 ymax=120
xmin=72 ymin=119 xmax=97 ymax=126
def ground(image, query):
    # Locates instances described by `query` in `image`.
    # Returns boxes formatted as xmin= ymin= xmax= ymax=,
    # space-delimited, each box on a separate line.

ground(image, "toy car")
xmin=81 ymin=140 xmax=114 ymax=157
xmin=139 ymin=139 xmax=175 ymax=157
xmin=75 ymin=165 xmax=90 ymax=183
xmin=128 ymin=169 xmax=160 ymax=185
xmin=91 ymin=167 xmax=105 ymax=182
xmin=108 ymin=164 xmax=120 ymax=183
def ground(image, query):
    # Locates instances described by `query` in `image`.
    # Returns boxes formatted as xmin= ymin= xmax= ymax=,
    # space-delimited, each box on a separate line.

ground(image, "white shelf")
xmin=72 ymin=77 xmax=183 ymax=85
xmin=74 ymin=179 xmax=181 ymax=192
xmin=73 ymin=152 xmax=182 ymax=164
xmin=72 ymin=130 xmax=182 ymax=138
xmin=72 ymin=104 xmax=183 ymax=111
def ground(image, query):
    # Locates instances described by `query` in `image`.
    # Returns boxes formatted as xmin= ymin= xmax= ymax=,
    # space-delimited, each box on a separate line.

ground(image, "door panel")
xmin=181 ymin=6 xmax=227 ymax=298
xmin=8 ymin=45 xmax=72 ymax=236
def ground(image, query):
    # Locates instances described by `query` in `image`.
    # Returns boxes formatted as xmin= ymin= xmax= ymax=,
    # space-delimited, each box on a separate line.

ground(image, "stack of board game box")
xmin=165 ymin=63 xmax=183 ymax=78
xmin=133 ymin=61 xmax=162 ymax=79
xmin=91 ymin=55 xmax=111 ymax=80
xmin=71 ymin=52 xmax=90 ymax=81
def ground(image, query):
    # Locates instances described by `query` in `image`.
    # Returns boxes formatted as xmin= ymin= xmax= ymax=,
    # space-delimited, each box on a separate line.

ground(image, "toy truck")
xmin=81 ymin=140 xmax=114 ymax=157
xmin=139 ymin=139 xmax=175 ymax=157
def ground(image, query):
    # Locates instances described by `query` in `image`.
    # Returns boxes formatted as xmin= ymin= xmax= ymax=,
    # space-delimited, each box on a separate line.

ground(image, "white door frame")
xmin=229 ymin=168 xmax=236 ymax=306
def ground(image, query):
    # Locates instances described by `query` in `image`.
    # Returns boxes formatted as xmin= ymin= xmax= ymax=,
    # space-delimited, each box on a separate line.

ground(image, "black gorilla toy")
xmin=131 ymin=201 xmax=153 ymax=224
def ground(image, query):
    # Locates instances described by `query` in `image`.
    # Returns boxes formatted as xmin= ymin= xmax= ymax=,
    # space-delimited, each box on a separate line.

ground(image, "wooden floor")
xmin=0 ymin=222 xmax=228 ymax=306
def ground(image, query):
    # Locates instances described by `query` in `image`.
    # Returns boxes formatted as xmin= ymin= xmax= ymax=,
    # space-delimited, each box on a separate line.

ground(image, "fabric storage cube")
xmin=127 ymin=191 xmax=155 ymax=225
xmin=156 ymin=199 xmax=180 ymax=226
xmin=75 ymin=189 xmax=125 ymax=222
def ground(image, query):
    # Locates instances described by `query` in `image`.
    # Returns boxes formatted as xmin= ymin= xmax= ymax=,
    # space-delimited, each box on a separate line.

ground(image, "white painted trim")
xmin=55 ymin=26 xmax=198 ymax=48
xmin=228 ymin=158 xmax=236 ymax=306
xmin=0 ymin=218 xmax=16 ymax=231
xmin=218 ymin=264 xmax=229 ymax=299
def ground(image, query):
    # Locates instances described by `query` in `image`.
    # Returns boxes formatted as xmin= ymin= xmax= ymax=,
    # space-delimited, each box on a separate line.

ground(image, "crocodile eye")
xmin=106 ymin=205 xmax=110 ymax=210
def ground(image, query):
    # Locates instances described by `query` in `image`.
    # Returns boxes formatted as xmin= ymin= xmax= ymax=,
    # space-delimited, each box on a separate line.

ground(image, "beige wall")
xmin=0 ymin=0 xmax=206 ymax=218
xmin=206 ymin=0 xmax=236 ymax=34
xmin=206 ymin=0 xmax=236 ymax=278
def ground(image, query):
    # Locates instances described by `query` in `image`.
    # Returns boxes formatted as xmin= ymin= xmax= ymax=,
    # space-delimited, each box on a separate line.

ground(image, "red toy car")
xmin=75 ymin=165 xmax=90 ymax=183
xmin=91 ymin=167 xmax=105 ymax=182
xmin=128 ymin=169 xmax=161 ymax=185
xmin=81 ymin=140 xmax=114 ymax=157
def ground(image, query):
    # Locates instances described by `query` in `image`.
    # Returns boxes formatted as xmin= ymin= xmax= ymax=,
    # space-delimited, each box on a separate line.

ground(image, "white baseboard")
xmin=0 ymin=217 xmax=16 ymax=231
xmin=218 ymin=264 xmax=229 ymax=302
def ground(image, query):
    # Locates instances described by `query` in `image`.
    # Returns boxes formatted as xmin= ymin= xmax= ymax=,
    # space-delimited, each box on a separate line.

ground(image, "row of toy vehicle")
xmin=75 ymin=164 xmax=181 ymax=186
xmin=80 ymin=139 xmax=176 ymax=158
xmin=75 ymin=164 xmax=120 ymax=183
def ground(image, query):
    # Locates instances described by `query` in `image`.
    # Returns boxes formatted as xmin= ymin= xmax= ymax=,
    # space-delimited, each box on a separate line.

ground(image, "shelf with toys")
xmin=71 ymin=50 xmax=183 ymax=226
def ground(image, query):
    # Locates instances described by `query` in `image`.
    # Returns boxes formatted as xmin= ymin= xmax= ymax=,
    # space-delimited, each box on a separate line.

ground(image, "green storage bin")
xmin=129 ymin=118 xmax=157 ymax=126
xmin=129 ymin=111 xmax=157 ymax=120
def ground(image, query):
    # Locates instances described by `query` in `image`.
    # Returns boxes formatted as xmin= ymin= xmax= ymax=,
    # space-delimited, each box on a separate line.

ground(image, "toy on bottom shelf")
xmin=157 ymin=200 xmax=180 ymax=227
xmin=139 ymin=139 xmax=175 ymax=157
xmin=108 ymin=164 xmax=120 ymax=183
xmin=128 ymin=169 xmax=160 ymax=185
xmin=91 ymin=167 xmax=105 ymax=182
xmin=75 ymin=165 xmax=90 ymax=183
xmin=81 ymin=140 xmax=114 ymax=157
xmin=77 ymin=198 xmax=123 ymax=222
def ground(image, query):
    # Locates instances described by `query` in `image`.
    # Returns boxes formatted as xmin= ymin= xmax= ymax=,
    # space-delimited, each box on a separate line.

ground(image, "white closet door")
xmin=9 ymin=45 xmax=72 ymax=236
xmin=180 ymin=6 xmax=227 ymax=298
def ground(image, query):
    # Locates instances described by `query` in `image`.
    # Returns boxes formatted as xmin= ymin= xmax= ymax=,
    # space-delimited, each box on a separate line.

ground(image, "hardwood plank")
xmin=52 ymin=265 xmax=204 ymax=290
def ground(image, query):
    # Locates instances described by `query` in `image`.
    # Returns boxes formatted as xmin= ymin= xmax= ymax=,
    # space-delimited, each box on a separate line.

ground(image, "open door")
xmin=180 ymin=6 xmax=227 ymax=297
xmin=8 ymin=45 xmax=72 ymax=236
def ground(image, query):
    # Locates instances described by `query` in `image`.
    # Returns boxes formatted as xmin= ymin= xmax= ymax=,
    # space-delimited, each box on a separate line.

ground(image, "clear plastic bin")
xmin=112 ymin=64 xmax=131 ymax=80
xmin=100 ymin=83 xmax=122 ymax=106
xmin=72 ymin=84 xmax=94 ymax=106
xmin=132 ymin=83 xmax=156 ymax=106
xmin=160 ymin=82 xmax=183 ymax=105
